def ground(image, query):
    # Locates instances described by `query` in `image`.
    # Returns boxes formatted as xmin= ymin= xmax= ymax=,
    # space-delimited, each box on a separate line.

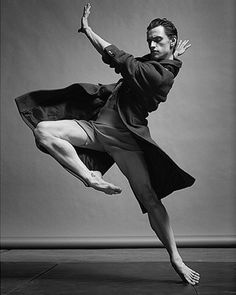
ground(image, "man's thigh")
xmin=36 ymin=120 xmax=90 ymax=147
xmin=112 ymin=150 xmax=153 ymax=192
xmin=112 ymin=149 xmax=160 ymax=211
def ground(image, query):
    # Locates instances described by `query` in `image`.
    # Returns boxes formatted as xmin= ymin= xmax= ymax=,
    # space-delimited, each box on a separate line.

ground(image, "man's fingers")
xmin=178 ymin=40 xmax=183 ymax=47
xmin=85 ymin=3 xmax=91 ymax=13
xmin=178 ymin=40 xmax=191 ymax=47
xmin=179 ymin=40 xmax=191 ymax=50
xmin=182 ymin=40 xmax=191 ymax=48
xmin=83 ymin=3 xmax=91 ymax=16
xmin=185 ymin=44 xmax=191 ymax=49
xmin=183 ymin=40 xmax=190 ymax=46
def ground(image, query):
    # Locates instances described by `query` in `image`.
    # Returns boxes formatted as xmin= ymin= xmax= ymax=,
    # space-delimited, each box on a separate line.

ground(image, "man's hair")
xmin=147 ymin=18 xmax=178 ymax=51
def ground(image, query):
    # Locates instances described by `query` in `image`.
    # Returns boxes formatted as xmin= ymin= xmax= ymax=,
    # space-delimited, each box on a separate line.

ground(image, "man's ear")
xmin=170 ymin=37 xmax=177 ymax=48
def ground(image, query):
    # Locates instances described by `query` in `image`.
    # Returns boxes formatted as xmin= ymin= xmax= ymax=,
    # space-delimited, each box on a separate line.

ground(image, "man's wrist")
xmin=78 ymin=26 xmax=92 ymax=34
xmin=84 ymin=26 xmax=92 ymax=35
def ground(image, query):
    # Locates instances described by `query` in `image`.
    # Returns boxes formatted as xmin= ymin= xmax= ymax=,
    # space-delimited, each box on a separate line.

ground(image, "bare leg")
xmin=34 ymin=120 xmax=122 ymax=195
xmin=147 ymin=205 xmax=200 ymax=285
xmin=111 ymin=150 xmax=200 ymax=285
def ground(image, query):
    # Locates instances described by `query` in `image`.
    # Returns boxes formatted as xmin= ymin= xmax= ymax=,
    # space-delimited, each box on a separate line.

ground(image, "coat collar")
xmin=137 ymin=54 xmax=182 ymax=77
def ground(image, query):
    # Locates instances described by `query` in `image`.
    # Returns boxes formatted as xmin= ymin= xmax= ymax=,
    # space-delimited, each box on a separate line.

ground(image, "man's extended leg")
xmin=33 ymin=120 xmax=121 ymax=195
xmin=112 ymin=149 xmax=200 ymax=285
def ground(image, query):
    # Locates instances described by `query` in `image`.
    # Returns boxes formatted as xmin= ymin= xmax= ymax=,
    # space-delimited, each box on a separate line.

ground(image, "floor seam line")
xmin=29 ymin=263 xmax=58 ymax=281
xmin=6 ymin=263 xmax=58 ymax=295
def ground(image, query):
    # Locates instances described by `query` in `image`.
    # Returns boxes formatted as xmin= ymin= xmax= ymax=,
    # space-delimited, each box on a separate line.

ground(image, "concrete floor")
xmin=1 ymin=248 xmax=236 ymax=294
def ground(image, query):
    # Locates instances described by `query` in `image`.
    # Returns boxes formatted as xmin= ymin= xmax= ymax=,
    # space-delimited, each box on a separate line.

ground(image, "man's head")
xmin=147 ymin=18 xmax=178 ymax=61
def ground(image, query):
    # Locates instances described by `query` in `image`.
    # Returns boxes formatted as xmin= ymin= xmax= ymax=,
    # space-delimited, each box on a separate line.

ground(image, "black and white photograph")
xmin=1 ymin=0 xmax=235 ymax=294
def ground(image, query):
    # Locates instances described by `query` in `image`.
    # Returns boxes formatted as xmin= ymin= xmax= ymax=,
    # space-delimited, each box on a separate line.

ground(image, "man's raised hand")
xmin=174 ymin=40 xmax=191 ymax=58
xmin=78 ymin=3 xmax=91 ymax=33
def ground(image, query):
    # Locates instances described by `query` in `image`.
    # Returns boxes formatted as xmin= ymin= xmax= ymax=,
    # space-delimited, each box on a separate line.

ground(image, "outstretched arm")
xmin=174 ymin=40 xmax=191 ymax=58
xmin=78 ymin=3 xmax=111 ymax=55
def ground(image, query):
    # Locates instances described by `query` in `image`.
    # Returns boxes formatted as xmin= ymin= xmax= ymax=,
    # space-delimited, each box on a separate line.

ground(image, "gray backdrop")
xmin=1 ymin=0 xmax=235 ymax=247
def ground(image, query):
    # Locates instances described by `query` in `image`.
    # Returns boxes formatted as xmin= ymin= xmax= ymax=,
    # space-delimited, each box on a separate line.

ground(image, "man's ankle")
xmin=169 ymin=251 xmax=182 ymax=263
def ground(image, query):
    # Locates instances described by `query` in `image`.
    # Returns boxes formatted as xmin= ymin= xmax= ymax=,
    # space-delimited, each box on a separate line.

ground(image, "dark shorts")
xmin=74 ymin=119 xmax=106 ymax=152
xmin=74 ymin=108 xmax=141 ymax=155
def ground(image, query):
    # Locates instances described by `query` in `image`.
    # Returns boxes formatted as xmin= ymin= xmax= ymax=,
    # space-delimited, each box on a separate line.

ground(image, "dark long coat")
xmin=15 ymin=45 xmax=195 ymax=214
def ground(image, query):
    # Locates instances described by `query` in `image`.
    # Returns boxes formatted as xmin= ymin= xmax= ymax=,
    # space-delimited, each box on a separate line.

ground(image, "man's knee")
xmin=34 ymin=121 xmax=54 ymax=145
xmin=134 ymin=183 xmax=162 ymax=212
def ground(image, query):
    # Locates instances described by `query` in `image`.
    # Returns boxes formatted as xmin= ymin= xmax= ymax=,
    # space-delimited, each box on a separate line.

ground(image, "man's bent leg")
xmin=112 ymin=150 xmax=200 ymax=285
xmin=34 ymin=120 xmax=121 ymax=195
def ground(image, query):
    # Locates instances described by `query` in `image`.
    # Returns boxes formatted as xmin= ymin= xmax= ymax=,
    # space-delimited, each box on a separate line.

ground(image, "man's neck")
xmin=166 ymin=50 xmax=174 ymax=60
xmin=158 ymin=51 xmax=174 ymax=61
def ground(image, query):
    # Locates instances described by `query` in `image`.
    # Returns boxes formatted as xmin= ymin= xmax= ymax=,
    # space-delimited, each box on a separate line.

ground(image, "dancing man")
xmin=15 ymin=3 xmax=200 ymax=285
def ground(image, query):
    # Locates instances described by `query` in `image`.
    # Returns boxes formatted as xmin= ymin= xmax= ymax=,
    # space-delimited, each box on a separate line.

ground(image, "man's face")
xmin=147 ymin=26 xmax=174 ymax=61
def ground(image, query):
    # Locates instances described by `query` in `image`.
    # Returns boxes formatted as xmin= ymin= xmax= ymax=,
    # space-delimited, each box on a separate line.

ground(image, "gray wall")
xmin=1 ymin=0 xmax=235 ymax=246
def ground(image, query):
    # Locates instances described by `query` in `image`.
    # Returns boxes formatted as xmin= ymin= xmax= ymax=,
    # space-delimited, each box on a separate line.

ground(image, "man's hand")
xmin=174 ymin=40 xmax=191 ymax=58
xmin=76 ymin=3 xmax=111 ymax=55
xmin=78 ymin=3 xmax=91 ymax=33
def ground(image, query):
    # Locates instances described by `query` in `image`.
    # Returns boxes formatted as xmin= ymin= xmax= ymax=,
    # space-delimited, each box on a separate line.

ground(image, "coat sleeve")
xmin=102 ymin=45 xmax=174 ymax=101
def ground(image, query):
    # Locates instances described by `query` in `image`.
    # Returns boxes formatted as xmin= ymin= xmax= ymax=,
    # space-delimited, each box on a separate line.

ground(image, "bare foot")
xmin=87 ymin=171 xmax=122 ymax=195
xmin=171 ymin=257 xmax=200 ymax=285
xmin=91 ymin=171 xmax=102 ymax=178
